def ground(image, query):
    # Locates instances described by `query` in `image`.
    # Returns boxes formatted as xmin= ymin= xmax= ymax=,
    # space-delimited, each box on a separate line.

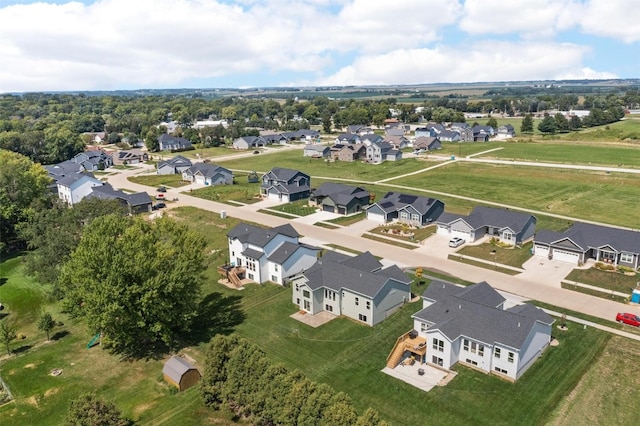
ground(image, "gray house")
xmin=158 ymin=134 xmax=193 ymax=151
xmin=367 ymin=192 xmax=444 ymax=227
xmin=413 ymin=136 xmax=441 ymax=152
xmin=335 ymin=133 xmax=361 ymax=144
xmin=533 ymin=222 xmax=640 ymax=268
xmin=88 ymin=184 xmax=152 ymax=214
xmin=260 ymin=167 xmax=311 ymax=202
xmin=303 ymin=144 xmax=331 ymax=158
xmin=157 ymin=155 xmax=192 ymax=175
xmin=436 ymin=206 xmax=537 ymax=246
xmin=310 ymin=182 xmax=370 ymax=215
xmin=71 ymin=150 xmax=113 ymax=171
xmin=181 ymin=163 xmax=233 ymax=186
xmin=232 ymin=136 xmax=268 ymax=150
xmin=290 ymin=251 xmax=412 ymax=326
xmin=407 ymin=281 xmax=554 ymax=381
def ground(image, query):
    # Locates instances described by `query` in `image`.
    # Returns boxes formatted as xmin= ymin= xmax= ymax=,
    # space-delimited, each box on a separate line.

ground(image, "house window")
xmin=432 ymin=356 xmax=443 ymax=367
xmin=295 ymin=284 xmax=300 ymax=291
xmin=366 ymin=301 xmax=371 ymax=310
xmin=231 ymin=251 xmax=235 ymax=257
xmin=303 ymin=290 xmax=310 ymax=298
xmin=494 ymin=348 xmax=501 ymax=358
xmin=400 ymin=211 xmax=408 ymax=220
xmin=508 ymin=352 xmax=515 ymax=363
xmin=620 ymin=252 xmax=633 ymax=263
xmin=432 ymin=339 xmax=444 ymax=352
xmin=503 ymin=232 xmax=513 ymax=241
xmin=411 ymin=214 xmax=420 ymax=222
xmin=478 ymin=345 xmax=484 ymax=357
xmin=248 ymin=273 xmax=254 ymax=280
xmin=325 ymin=304 xmax=333 ymax=312
xmin=494 ymin=367 xmax=508 ymax=374
xmin=463 ymin=339 xmax=469 ymax=351
xmin=465 ymin=358 xmax=478 ymax=366
xmin=355 ymin=297 xmax=359 ymax=306
xmin=470 ymin=341 xmax=477 ymax=354
xmin=358 ymin=314 xmax=367 ymax=322
xmin=296 ymin=298 xmax=300 ymax=305
xmin=271 ymin=275 xmax=277 ymax=282
xmin=274 ymin=264 xmax=278 ymax=271
xmin=420 ymin=323 xmax=428 ymax=332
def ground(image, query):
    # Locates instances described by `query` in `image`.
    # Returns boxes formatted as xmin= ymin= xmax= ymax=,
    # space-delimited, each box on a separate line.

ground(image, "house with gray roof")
xmin=310 ymin=182 xmax=370 ymax=215
xmin=409 ymin=281 xmax=553 ymax=381
xmin=181 ymin=163 xmax=233 ymax=186
xmin=232 ymin=135 xmax=268 ymax=150
xmin=436 ymin=206 xmax=537 ymax=246
xmin=163 ymin=357 xmax=201 ymax=391
xmin=260 ymin=167 xmax=311 ymax=202
xmin=413 ymin=136 xmax=441 ymax=152
xmin=384 ymin=135 xmax=410 ymax=150
xmin=438 ymin=129 xmax=461 ymax=142
xmin=158 ymin=134 xmax=193 ymax=151
xmin=227 ymin=222 xmax=320 ymax=285
xmin=335 ymin=133 xmax=362 ymax=144
xmin=330 ymin=143 xmax=366 ymax=162
xmin=290 ymin=251 xmax=411 ymax=326
xmin=157 ymin=155 xmax=192 ymax=175
xmin=367 ymin=192 xmax=444 ymax=227
xmin=71 ymin=150 xmax=113 ymax=171
xmin=496 ymin=124 xmax=516 ymax=140
xmin=303 ymin=144 xmax=331 ymax=158
xmin=365 ymin=141 xmax=400 ymax=164
xmin=346 ymin=125 xmax=373 ymax=135
xmin=88 ymin=184 xmax=152 ymax=214
xmin=533 ymin=222 xmax=640 ymax=268
xmin=56 ymin=172 xmax=104 ymax=206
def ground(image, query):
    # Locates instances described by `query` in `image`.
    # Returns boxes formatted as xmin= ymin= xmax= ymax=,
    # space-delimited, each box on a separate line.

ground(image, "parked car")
xmin=616 ymin=312 xmax=640 ymax=327
xmin=253 ymin=150 xmax=260 ymax=154
xmin=157 ymin=186 xmax=167 ymax=192
xmin=156 ymin=193 xmax=165 ymax=199
xmin=152 ymin=202 xmax=166 ymax=210
xmin=448 ymin=237 xmax=465 ymax=248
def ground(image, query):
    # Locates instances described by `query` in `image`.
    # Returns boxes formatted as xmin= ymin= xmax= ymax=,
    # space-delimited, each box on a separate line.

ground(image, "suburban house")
xmin=289 ymin=251 xmax=412 ymax=326
xmin=384 ymin=135 xmax=410 ymax=150
xmin=158 ymin=134 xmax=193 ymax=151
xmin=365 ymin=141 xmax=401 ymax=164
xmin=472 ymin=125 xmax=494 ymax=141
xmin=262 ymin=133 xmax=288 ymax=145
xmin=346 ymin=125 xmax=373 ymax=135
xmin=366 ymin=192 xmax=444 ymax=227
xmin=385 ymin=127 xmax=405 ymax=137
xmin=436 ymin=207 xmax=537 ymax=246
xmin=71 ymin=150 xmax=113 ymax=171
xmin=88 ymin=184 xmax=153 ymax=214
xmin=438 ymin=130 xmax=461 ymax=142
xmin=303 ymin=144 xmax=331 ymax=158
xmin=496 ymin=124 xmax=516 ymax=139
xmin=181 ymin=163 xmax=233 ymax=186
xmin=310 ymin=182 xmax=370 ymax=215
xmin=113 ymin=149 xmax=148 ymax=166
xmin=397 ymin=280 xmax=554 ymax=381
xmin=330 ymin=143 xmax=366 ymax=162
xmin=227 ymin=222 xmax=321 ymax=285
xmin=414 ymin=127 xmax=433 ymax=138
xmin=260 ymin=167 xmax=311 ymax=202
xmin=283 ymin=129 xmax=321 ymax=142
xmin=163 ymin=357 xmax=201 ymax=392
xmin=232 ymin=136 xmax=268 ymax=150
xmin=157 ymin=155 xmax=193 ymax=175
xmin=335 ymin=133 xmax=361 ymax=144
xmin=56 ymin=173 xmax=104 ymax=206
xmin=81 ymin=132 xmax=107 ymax=144
xmin=533 ymin=222 xmax=640 ymax=268
xmin=413 ymin=136 xmax=441 ymax=152
xmin=361 ymin=134 xmax=384 ymax=146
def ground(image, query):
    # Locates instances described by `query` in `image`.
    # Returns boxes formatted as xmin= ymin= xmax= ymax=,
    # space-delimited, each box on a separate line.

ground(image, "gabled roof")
xmin=158 ymin=134 xmax=193 ymax=147
xmin=437 ymin=206 xmax=535 ymax=234
xmin=184 ymin=163 xmax=231 ymax=178
xmin=163 ymin=357 xmax=197 ymax=382
xmin=336 ymin=133 xmax=360 ymax=143
xmin=413 ymin=136 xmax=440 ymax=149
xmin=311 ymin=182 xmax=369 ymax=205
xmin=535 ymin=222 xmax=640 ymax=254
xmin=375 ymin=191 xmax=442 ymax=216
xmin=414 ymin=281 xmax=553 ymax=348
xmin=304 ymin=144 xmax=330 ymax=152
xmin=302 ymin=252 xmax=410 ymax=298
xmin=262 ymin=167 xmax=308 ymax=183
xmin=438 ymin=130 xmax=460 ymax=139
xmin=227 ymin=222 xmax=299 ymax=248
xmin=56 ymin=172 xmax=101 ymax=189
xmin=267 ymin=241 xmax=319 ymax=264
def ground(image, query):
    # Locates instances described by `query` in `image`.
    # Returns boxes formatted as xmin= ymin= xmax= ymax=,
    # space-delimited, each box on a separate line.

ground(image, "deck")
xmin=386 ymin=330 xmax=427 ymax=368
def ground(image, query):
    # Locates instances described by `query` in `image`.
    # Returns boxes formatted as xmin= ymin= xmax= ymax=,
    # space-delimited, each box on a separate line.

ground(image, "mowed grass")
xmin=190 ymin=175 xmax=263 ymax=205
xmin=457 ymin=241 xmax=534 ymax=269
xmin=394 ymin=162 xmax=640 ymax=229
xmin=128 ymin=174 xmax=189 ymax=188
xmin=565 ymin=267 xmax=639 ymax=294
xmin=548 ymin=336 xmax=640 ymax=426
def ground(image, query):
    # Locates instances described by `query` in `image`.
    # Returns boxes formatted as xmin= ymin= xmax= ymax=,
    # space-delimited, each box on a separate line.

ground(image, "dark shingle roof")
xmin=227 ymin=222 xmax=299 ymax=248
xmin=437 ymin=206 xmax=534 ymax=234
xmin=267 ymin=241 xmax=319 ymax=264
xmin=535 ymin=222 xmax=640 ymax=253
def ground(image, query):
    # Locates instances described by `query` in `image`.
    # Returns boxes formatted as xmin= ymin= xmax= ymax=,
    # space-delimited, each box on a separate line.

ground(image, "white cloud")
xmin=579 ymin=0 xmax=640 ymax=43
xmin=313 ymin=41 xmax=617 ymax=86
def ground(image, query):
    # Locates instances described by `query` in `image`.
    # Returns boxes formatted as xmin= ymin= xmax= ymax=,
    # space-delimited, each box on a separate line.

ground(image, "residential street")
xmin=106 ymin=165 xmax=640 ymax=339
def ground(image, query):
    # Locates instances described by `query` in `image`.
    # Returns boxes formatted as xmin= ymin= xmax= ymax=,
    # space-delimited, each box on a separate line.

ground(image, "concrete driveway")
xmin=414 ymin=234 xmax=455 ymax=259
xmin=293 ymin=210 xmax=339 ymax=225
xmin=519 ymin=256 xmax=576 ymax=286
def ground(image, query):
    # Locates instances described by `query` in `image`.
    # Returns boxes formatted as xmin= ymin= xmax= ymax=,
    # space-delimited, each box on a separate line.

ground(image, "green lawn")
xmin=327 ymin=211 xmax=366 ymax=225
xmin=266 ymin=199 xmax=317 ymax=216
xmin=560 ymin=282 xmax=628 ymax=304
xmin=362 ymin=234 xmax=418 ymax=250
xmin=128 ymin=174 xmax=190 ymax=188
xmin=369 ymin=224 xmax=437 ymax=243
xmin=565 ymin=267 xmax=639 ymax=294
xmin=189 ymin=176 xmax=262 ymax=205
xmin=457 ymin=241 xmax=533 ymax=269
xmin=393 ymin=162 xmax=640 ymax=229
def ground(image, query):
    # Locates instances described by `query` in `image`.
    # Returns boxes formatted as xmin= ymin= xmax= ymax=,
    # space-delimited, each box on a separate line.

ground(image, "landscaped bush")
xmin=617 ymin=265 xmax=636 ymax=275
xmin=595 ymin=262 xmax=616 ymax=271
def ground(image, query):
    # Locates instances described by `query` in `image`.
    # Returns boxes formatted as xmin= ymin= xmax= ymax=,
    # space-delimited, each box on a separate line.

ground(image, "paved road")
xmin=106 ymin=166 xmax=640 ymax=337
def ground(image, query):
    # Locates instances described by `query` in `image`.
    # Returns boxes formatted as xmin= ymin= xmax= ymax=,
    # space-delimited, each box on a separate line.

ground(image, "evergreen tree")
xmin=520 ymin=114 xmax=534 ymax=134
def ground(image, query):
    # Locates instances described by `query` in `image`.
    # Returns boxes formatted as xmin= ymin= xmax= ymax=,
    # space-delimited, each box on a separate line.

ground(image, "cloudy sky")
xmin=0 ymin=0 xmax=638 ymax=92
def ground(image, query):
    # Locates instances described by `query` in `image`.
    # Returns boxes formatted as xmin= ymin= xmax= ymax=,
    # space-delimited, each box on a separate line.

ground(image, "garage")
xmin=437 ymin=225 xmax=450 ymax=235
xmin=267 ymin=191 xmax=281 ymax=201
xmin=195 ymin=175 xmax=206 ymax=185
xmin=451 ymin=229 xmax=472 ymax=242
xmin=323 ymin=204 xmax=335 ymax=213
xmin=337 ymin=206 xmax=346 ymax=215
xmin=367 ymin=211 xmax=386 ymax=222
xmin=551 ymin=249 xmax=580 ymax=264
xmin=534 ymin=244 xmax=549 ymax=258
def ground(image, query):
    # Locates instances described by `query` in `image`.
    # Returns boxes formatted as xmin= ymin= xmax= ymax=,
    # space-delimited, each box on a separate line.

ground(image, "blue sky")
xmin=0 ymin=0 xmax=638 ymax=92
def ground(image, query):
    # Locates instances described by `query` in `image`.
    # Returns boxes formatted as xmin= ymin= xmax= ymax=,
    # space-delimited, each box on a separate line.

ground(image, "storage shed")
xmin=163 ymin=356 xmax=201 ymax=391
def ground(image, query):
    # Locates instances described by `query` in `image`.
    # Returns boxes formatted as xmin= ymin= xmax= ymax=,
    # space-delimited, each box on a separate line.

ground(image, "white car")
xmin=448 ymin=237 xmax=465 ymax=248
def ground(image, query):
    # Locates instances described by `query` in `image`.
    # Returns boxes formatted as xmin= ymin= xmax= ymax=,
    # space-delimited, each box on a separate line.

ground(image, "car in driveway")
xmin=157 ymin=186 xmax=167 ymax=192
xmin=616 ymin=312 xmax=640 ymax=327
xmin=152 ymin=202 xmax=166 ymax=210
xmin=448 ymin=237 xmax=465 ymax=248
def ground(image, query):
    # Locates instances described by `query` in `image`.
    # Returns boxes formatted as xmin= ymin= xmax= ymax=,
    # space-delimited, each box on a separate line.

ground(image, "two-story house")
xmin=367 ymin=192 xmax=444 ymax=227
xmin=157 ymin=155 xmax=193 ymax=175
xmin=260 ymin=167 xmax=311 ymax=202
xmin=310 ymin=182 xmax=370 ymax=215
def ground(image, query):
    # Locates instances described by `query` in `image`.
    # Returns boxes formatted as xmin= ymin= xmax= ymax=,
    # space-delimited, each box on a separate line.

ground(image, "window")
xmin=503 ymin=232 xmax=513 ymax=241
xmin=463 ymin=339 xmax=469 ymax=351
xmin=411 ymin=214 xmax=420 ymax=222
xmin=465 ymin=358 xmax=478 ymax=366
xmin=355 ymin=297 xmax=359 ymax=306
xmin=432 ymin=339 xmax=444 ymax=352
xmin=295 ymin=284 xmax=300 ymax=291
xmin=432 ymin=356 xmax=443 ymax=367
xmin=366 ymin=301 xmax=371 ymax=310
xmin=470 ymin=341 xmax=477 ymax=354
xmin=274 ymin=264 xmax=278 ymax=271
xmin=231 ymin=251 xmax=235 ymax=257
xmin=621 ymin=252 xmax=634 ymax=263
xmin=420 ymin=323 xmax=428 ymax=332
xmin=508 ymin=352 xmax=515 ymax=363
xmin=358 ymin=314 xmax=367 ymax=322
xmin=248 ymin=273 xmax=254 ymax=280
xmin=303 ymin=290 xmax=310 ymax=298
xmin=325 ymin=304 xmax=333 ymax=312
xmin=296 ymin=298 xmax=300 ymax=305
xmin=494 ymin=348 xmax=501 ymax=358
xmin=478 ymin=345 xmax=484 ymax=357
xmin=400 ymin=211 xmax=408 ymax=220
xmin=271 ymin=275 xmax=277 ymax=282
xmin=494 ymin=367 xmax=508 ymax=374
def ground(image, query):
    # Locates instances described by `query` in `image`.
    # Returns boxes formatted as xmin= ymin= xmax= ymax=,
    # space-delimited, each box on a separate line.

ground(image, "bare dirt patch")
xmin=26 ymin=396 xmax=38 ymax=407
xmin=44 ymin=388 xmax=59 ymax=398
xmin=23 ymin=363 xmax=37 ymax=369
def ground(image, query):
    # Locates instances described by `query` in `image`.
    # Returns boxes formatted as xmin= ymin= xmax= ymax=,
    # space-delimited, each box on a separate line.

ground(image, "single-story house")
xmin=182 ymin=163 xmax=233 ymax=186
xmin=438 ymin=130 xmax=461 ymax=142
xmin=157 ymin=155 xmax=192 ymax=175
xmin=413 ymin=137 xmax=441 ymax=152
xmin=496 ymin=124 xmax=516 ymax=140
xmin=533 ymin=222 xmax=640 ymax=268
xmin=113 ymin=149 xmax=148 ymax=165
xmin=303 ymin=144 xmax=331 ymax=158
xmin=366 ymin=192 xmax=444 ymax=227
xmin=163 ymin=357 xmax=201 ymax=391
xmin=158 ymin=134 xmax=193 ymax=151
xmin=346 ymin=125 xmax=373 ymax=135
xmin=436 ymin=206 xmax=537 ymax=246
xmin=260 ymin=167 xmax=311 ymax=202
xmin=232 ymin=136 xmax=268 ymax=150
xmin=405 ymin=281 xmax=554 ymax=381
xmin=88 ymin=184 xmax=153 ymax=214
xmin=310 ymin=182 xmax=370 ymax=215
xmin=290 ymin=251 xmax=412 ymax=326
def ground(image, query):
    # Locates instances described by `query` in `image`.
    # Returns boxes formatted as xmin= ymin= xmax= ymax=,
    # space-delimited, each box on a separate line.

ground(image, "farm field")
xmin=392 ymin=162 xmax=640 ymax=229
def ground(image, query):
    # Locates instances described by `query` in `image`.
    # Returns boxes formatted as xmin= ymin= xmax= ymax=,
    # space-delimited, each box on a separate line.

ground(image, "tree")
xmin=0 ymin=150 xmax=51 ymax=254
xmin=486 ymin=116 xmax=498 ymax=129
xmin=554 ymin=113 xmax=570 ymax=133
xmin=58 ymin=215 xmax=207 ymax=357
xmin=520 ymin=114 xmax=534 ymax=134
xmin=0 ymin=322 xmax=17 ymax=355
xmin=321 ymin=111 xmax=332 ymax=134
xmin=144 ymin=126 xmax=161 ymax=152
xmin=38 ymin=312 xmax=56 ymax=340
xmin=65 ymin=393 xmax=131 ymax=426
xmin=538 ymin=113 xmax=557 ymax=134
xmin=569 ymin=114 xmax=582 ymax=130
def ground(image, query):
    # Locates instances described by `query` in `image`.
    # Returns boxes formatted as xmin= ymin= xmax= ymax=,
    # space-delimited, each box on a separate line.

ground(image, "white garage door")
xmin=367 ymin=212 xmax=386 ymax=223
xmin=195 ymin=175 xmax=206 ymax=185
xmin=437 ymin=225 xmax=450 ymax=235
xmin=552 ymin=249 xmax=580 ymax=264
xmin=451 ymin=229 xmax=472 ymax=241
xmin=268 ymin=191 xmax=281 ymax=201
xmin=534 ymin=244 xmax=549 ymax=258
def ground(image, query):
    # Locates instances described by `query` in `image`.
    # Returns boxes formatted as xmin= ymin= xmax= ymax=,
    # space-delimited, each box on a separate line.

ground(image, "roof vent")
xmin=459 ymin=304 xmax=461 ymax=310
xmin=360 ymin=273 xmax=362 ymax=278
xmin=518 ymin=322 xmax=521 ymax=327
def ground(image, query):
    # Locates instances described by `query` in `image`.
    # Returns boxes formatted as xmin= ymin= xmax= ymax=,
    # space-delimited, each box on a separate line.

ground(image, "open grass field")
xmin=189 ymin=174 xmax=263 ymax=205
xmin=128 ymin=174 xmax=190 ymax=188
xmin=548 ymin=336 xmax=640 ymax=426
xmin=393 ymin=162 xmax=640 ymax=229
xmin=457 ymin=241 xmax=534 ymax=269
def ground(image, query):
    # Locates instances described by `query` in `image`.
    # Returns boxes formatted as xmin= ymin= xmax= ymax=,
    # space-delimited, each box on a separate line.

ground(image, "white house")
xmin=181 ymin=163 xmax=233 ymax=186
xmin=227 ymin=223 xmax=320 ymax=285
xmin=289 ymin=251 xmax=411 ymax=326
xmin=407 ymin=281 xmax=553 ymax=381
xmin=56 ymin=173 xmax=104 ymax=206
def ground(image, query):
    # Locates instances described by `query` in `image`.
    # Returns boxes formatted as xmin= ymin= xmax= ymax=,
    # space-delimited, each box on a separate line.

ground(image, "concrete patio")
xmin=382 ymin=362 xmax=456 ymax=392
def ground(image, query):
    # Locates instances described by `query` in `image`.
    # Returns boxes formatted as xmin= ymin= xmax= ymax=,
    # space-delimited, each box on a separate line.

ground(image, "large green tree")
xmin=538 ymin=113 xmax=557 ymax=134
xmin=520 ymin=114 xmax=534 ymax=134
xmin=0 ymin=150 xmax=51 ymax=254
xmin=58 ymin=215 xmax=206 ymax=357
xmin=64 ymin=393 xmax=131 ymax=426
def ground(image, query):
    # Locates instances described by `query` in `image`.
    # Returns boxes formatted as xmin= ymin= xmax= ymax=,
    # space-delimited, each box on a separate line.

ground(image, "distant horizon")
xmin=1 ymin=1 xmax=638 ymax=93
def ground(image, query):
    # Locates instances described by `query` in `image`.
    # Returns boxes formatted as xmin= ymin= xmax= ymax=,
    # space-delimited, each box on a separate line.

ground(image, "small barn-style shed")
xmin=162 ymin=356 xmax=201 ymax=391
